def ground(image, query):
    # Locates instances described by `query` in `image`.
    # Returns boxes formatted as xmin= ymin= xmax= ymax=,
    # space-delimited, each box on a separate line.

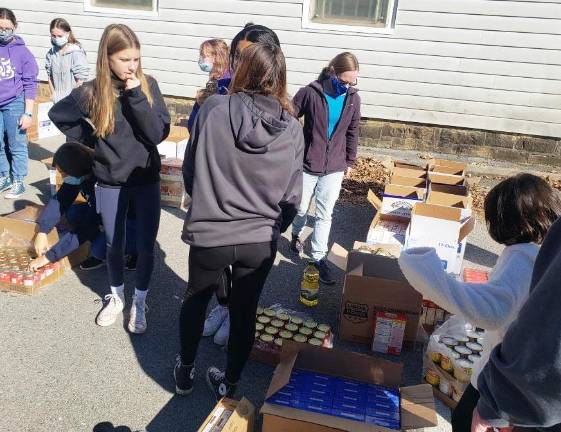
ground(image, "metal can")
xmin=317 ymin=324 xmax=331 ymax=333
xmin=263 ymin=308 xmax=276 ymax=317
xmin=308 ymin=338 xmax=322 ymax=346
xmin=454 ymin=359 xmax=474 ymax=383
xmin=293 ymin=334 xmax=307 ymax=343
xmin=304 ymin=320 xmax=318 ymax=330
xmin=439 ymin=378 xmax=451 ymax=396
xmin=276 ymin=313 xmax=290 ymax=322
xmin=23 ymin=272 xmax=35 ymax=288
xmin=260 ymin=334 xmax=274 ymax=343
xmin=468 ymin=354 xmax=481 ymax=363
xmin=279 ymin=330 xmax=293 ymax=340
xmin=429 ymin=350 xmax=442 ymax=364
xmin=271 ymin=319 xmax=284 ymax=328
xmin=265 ymin=326 xmax=279 ymax=336
xmin=274 ymin=338 xmax=283 ymax=347
xmin=313 ymin=331 xmax=326 ymax=341
xmin=257 ymin=316 xmax=271 ymax=325
xmin=466 ymin=342 xmax=483 ymax=354
xmin=290 ymin=316 xmax=303 ymax=326
xmin=455 ymin=335 xmax=470 ymax=346
xmin=256 ymin=306 xmax=264 ymax=316
xmin=285 ymin=323 xmax=298 ymax=333
xmin=299 ymin=327 xmax=313 ymax=336
xmin=425 ymin=369 xmax=440 ymax=386
xmin=454 ymin=346 xmax=472 ymax=359
xmin=440 ymin=337 xmax=458 ymax=349
xmin=255 ymin=323 xmax=265 ymax=332
xmin=466 ymin=330 xmax=479 ymax=343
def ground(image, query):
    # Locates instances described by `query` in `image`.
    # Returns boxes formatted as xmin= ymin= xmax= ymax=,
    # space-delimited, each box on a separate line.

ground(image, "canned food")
xmin=454 ymin=346 xmax=472 ymax=359
xmin=285 ymin=323 xmax=298 ymax=333
xmin=429 ymin=351 xmax=442 ymax=364
xmin=257 ymin=316 xmax=271 ymax=325
xmin=440 ymin=354 xmax=454 ymax=373
xmin=255 ymin=331 xmax=260 ymax=338
xmin=425 ymin=369 xmax=440 ymax=386
xmin=468 ymin=354 xmax=481 ymax=363
xmin=313 ymin=331 xmax=326 ymax=340
xmin=255 ymin=323 xmax=265 ymax=332
xmin=455 ymin=336 xmax=470 ymax=346
xmin=303 ymin=320 xmax=317 ymax=330
xmin=308 ymin=338 xmax=322 ymax=346
xmin=452 ymin=386 xmax=463 ymax=402
xmin=265 ymin=326 xmax=279 ymax=336
xmin=256 ymin=306 xmax=264 ymax=316
xmin=317 ymin=324 xmax=331 ymax=333
xmin=23 ymin=272 xmax=34 ymax=288
xmin=274 ymin=338 xmax=283 ymax=347
xmin=260 ymin=334 xmax=274 ymax=343
xmin=466 ymin=342 xmax=483 ymax=353
xmin=276 ymin=313 xmax=290 ymax=322
xmin=279 ymin=330 xmax=293 ymax=339
xmin=440 ymin=337 xmax=458 ymax=349
xmin=299 ymin=327 xmax=312 ymax=336
xmin=466 ymin=330 xmax=479 ymax=343
xmin=271 ymin=319 xmax=284 ymax=328
xmin=454 ymin=359 xmax=474 ymax=383
xmin=293 ymin=334 xmax=307 ymax=343
xmin=290 ymin=317 xmax=303 ymax=326
xmin=439 ymin=379 xmax=451 ymax=396
xmin=263 ymin=309 xmax=276 ymax=317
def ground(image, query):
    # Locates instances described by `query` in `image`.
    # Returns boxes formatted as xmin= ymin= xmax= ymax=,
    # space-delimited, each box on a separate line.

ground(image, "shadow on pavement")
xmin=465 ymin=243 xmax=499 ymax=268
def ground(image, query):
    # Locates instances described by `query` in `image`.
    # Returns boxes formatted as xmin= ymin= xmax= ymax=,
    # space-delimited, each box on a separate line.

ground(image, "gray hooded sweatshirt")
xmin=182 ymin=92 xmax=304 ymax=248
xmin=45 ymin=43 xmax=89 ymax=102
xmin=477 ymin=214 xmax=561 ymax=431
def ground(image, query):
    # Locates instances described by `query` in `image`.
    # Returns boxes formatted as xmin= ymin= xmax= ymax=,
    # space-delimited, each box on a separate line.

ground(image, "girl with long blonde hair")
xmin=50 ymin=24 xmax=170 ymax=334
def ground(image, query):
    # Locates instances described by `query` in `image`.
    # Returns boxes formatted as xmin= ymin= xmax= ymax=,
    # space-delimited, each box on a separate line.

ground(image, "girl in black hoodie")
xmin=49 ymin=24 xmax=170 ymax=334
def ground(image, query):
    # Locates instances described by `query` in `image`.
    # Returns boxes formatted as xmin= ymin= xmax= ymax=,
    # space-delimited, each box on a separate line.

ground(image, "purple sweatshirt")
xmin=0 ymin=36 xmax=38 ymax=107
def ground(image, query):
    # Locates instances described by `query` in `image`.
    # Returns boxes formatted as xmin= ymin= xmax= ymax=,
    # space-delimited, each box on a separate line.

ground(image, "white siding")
xmin=7 ymin=0 xmax=561 ymax=137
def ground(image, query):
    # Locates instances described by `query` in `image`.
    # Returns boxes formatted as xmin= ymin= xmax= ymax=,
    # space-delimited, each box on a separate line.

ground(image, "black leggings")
xmin=452 ymin=383 xmax=480 ymax=432
xmin=95 ymin=182 xmax=161 ymax=291
xmin=179 ymin=242 xmax=277 ymax=383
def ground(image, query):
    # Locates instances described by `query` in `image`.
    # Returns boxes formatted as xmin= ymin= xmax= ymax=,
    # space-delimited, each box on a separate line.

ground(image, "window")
xmin=85 ymin=0 xmax=157 ymax=15
xmin=303 ymin=0 xmax=397 ymax=33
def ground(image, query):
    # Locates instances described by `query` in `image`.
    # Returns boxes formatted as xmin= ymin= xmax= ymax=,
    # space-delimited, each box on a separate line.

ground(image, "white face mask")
xmin=51 ymin=35 xmax=69 ymax=48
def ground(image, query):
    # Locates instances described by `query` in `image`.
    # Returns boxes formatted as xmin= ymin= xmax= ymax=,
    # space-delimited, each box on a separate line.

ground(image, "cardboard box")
xmin=158 ymin=125 xmax=189 ymax=159
xmin=366 ymin=190 xmax=408 ymax=247
xmin=426 ymin=191 xmax=472 ymax=220
xmin=389 ymin=176 xmax=427 ymax=190
xmin=27 ymin=96 xmax=52 ymax=141
xmin=390 ymin=162 xmax=427 ymax=179
xmin=160 ymin=158 xmax=190 ymax=210
xmin=428 ymin=159 xmax=467 ymax=177
xmin=261 ymin=341 xmax=438 ymax=432
xmin=428 ymin=173 xmax=468 ymax=188
xmin=428 ymin=182 xmax=469 ymax=198
xmin=329 ymin=242 xmax=423 ymax=348
xmin=405 ymin=203 xmax=475 ymax=275
xmin=198 ymin=398 xmax=255 ymax=432
xmin=381 ymin=185 xmax=425 ymax=221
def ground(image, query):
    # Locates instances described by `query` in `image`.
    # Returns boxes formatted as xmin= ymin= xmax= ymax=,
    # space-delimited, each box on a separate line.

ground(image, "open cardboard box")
xmin=389 ymin=176 xmax=427 ymax=190
xmin=261 ymin=341 xmax=438 ymax=432
xmin=428 ymin=173 xmax=468 ymax=188
xmin=405 ymin=203 xmax=475 ymax=275
xmin=381 ymin=185 xmax=425 ymax=221
xmin=428 ymin=159 xmax=467 ymax=177
xmin=366 ymin=190 xmax=408 ymax=247
xmin=198 ymin=397 xmax=255 ymax=432
xmin=158 ymin=125 xmax=189 ymax=160
xmin=428 ymin=182 xmax=469 ymax=197
xmin=390 ymin=161 xmax=427 ymax=179
xmin=328 ymin=242 xmax=423 ymax=348
xmin=426 ymin=190 xmax=473 ymax=220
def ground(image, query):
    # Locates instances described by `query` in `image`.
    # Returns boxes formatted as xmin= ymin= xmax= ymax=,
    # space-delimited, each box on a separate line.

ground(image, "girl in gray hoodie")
xmin=46 ymin=18 xmax=88 ymax=103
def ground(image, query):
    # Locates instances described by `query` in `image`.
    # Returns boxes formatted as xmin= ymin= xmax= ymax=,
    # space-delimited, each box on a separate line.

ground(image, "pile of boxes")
xmin=158 ymin=125 xmax=190 ymax=210
xmin=329 ymin=158 xmax=476 ymax=356
xmin=27 ymin=96 xmax=62 ymax=142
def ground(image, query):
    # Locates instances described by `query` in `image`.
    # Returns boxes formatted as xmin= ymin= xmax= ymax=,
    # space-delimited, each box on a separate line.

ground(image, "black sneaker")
xmin=125 ymin=254 xmax=137 ymax=271
xmin=80 ymin=256 xmax=105 ymax=271
xmin=206 ymin=366 xmax=237 ymax=401
xmin=290 ymin=235 xmax=304 ymax=255
xmin=174 ymin=356 xmax=195 ymax=396
xmin=314 ymin=259 xmax=335 ymax=285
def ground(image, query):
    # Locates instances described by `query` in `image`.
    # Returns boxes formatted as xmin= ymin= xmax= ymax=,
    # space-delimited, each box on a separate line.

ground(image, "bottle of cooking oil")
xmin=300 ymin=261 xmax=320 ymax=307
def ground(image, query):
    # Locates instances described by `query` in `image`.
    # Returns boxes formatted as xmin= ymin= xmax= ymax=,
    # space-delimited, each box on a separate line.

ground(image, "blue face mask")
xmin=51 ymin=35 xmax=69 ymax=48
xmin=63 ymin=176 xmax=83 ymax=186
xmin=0 ymin=29 xmax=14 ymax=44
xmin=198 ymin=59 xmax=213 ymax=73
xmin=331 ymin=77 xmax=349 ymax=97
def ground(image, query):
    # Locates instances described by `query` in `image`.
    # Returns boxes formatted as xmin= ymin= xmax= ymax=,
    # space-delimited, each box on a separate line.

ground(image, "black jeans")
xmin=179 ymin=241 xmax=277 ymax=383
xmin=95 ymin=182 xmax=161 ymax=291
xmin=452 ymin=383 xmax=480 ymax=432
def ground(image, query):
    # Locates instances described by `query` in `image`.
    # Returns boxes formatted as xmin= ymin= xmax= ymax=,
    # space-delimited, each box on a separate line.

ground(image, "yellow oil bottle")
xmin=300 ymin=261 xmax=320 ymax=307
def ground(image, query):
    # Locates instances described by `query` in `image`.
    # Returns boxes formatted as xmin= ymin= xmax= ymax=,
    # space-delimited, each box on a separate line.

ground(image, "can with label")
xmin=454 ymin=359 xmax=474 ymax=383
xmin=439 ymin=378 xmax=451 ymax=396
xmin=425 ymin=369 xmax=440 ymax=386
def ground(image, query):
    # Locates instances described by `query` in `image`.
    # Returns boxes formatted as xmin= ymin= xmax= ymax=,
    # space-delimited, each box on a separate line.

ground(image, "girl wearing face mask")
xmin=46 ymin=18 xmax=89 ymax=103
xmin=290 ymin=52 xmax=361 ymax=285
xmin=49 ymin=24 xmax=170 ymax=334
xmin=186 ymin=39 xmax=230 ymax=133
xmin=0 ymin=8 xmax=38 ymax=200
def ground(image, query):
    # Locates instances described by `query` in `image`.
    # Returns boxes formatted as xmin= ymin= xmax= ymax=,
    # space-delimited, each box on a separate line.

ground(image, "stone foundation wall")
xmin=37 ymin=83 xmax=561 ymax=167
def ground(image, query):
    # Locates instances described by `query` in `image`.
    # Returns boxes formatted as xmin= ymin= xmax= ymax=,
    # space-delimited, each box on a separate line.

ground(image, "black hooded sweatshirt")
xmin=182 ymin=92 xmax=304 ymax=248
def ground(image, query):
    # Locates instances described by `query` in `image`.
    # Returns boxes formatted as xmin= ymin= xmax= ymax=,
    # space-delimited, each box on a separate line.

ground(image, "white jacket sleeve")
xmin=398 ymin=247 xmax=533 ymax=330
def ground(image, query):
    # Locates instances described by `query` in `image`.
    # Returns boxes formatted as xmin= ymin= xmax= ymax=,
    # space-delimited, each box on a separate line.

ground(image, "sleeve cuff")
xmin=477 ymin=400 xmax=510 ymax=428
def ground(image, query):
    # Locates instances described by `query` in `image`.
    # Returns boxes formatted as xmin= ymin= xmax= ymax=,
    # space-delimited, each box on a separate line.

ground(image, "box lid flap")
xmin=459 ymin=215 xmax=476 ymax=241
xmin=383 ymin=184 xmax=424 ymax=200
xmin=428 ymin=173 xmax=467 ymax=187
xmin=411 ymin=202 xmax=462 ymax=222
xmin=367 ymin=189 xmax=382 ymax=210
xmin=389 ymin=176 xmax=427 ymax=189
xmin=400 ymin=384 xmax=438 ymax=429
xmin=426 ymin=191 xmax=472 ymax=209
xmin=227 ymin=397 xmax=255 ymax=426
xmin=327 ymin=243 xmax=349 ymax=271
xmin=265 ymin=349 xmax=299 ymax=399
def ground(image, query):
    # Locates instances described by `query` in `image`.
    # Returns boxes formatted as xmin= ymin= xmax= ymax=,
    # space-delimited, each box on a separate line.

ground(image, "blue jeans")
xmin=65 ymin=204 xmax=137 ymax=260
xmin=291 ymin=171 xmax=344 ymax=261
xmin=0 ymin=95 xmax=28 ymax=181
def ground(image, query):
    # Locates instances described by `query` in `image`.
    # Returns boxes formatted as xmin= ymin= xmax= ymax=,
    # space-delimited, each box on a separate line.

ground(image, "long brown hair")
xmin=200 ymin=39 xmax=229 ymax=81
xmin=318 ymin=52 xmax=359 ymax=81
xmin=0 ymin=8 xmax=17 ymax=27
xmin=89 ymin=24 xmax=153 ymax=137
xmin=50 ymin=18 xmax=79 ymax=45
xmin=229 ymin=42 xmax=293 ymax=115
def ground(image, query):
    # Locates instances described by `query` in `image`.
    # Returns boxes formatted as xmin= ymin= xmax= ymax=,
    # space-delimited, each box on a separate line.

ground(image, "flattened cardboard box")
xmin=261 ymin=341 xmax=437 ymax=432
xmin=329 ymin=242 xmax=423 ymax=347
xmin=198 ymin=397 xmax=255 ymax=432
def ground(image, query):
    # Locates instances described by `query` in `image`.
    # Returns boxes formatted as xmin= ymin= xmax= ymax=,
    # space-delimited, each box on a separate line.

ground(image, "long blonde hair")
xmin=90 ymin=24 xmax=153 ymax=137
xmin=200 ymin=39 xmax=229 ymax=81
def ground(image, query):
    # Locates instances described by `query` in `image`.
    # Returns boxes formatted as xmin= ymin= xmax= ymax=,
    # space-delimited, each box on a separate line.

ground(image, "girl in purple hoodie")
xmin=0 ymin=8 xmax=38 ymax=199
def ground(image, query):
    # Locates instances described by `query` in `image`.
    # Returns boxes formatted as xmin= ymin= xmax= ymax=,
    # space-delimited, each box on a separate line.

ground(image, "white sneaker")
xmin=203 ymin=305 xmax=229 ymax=337
xmin=128 ymin=296 xmax=148 ymax=334
xmin=213 ymin=310 xmax=230 ymax=346
xmin=96 ymin=294 xmax=124 ymax=327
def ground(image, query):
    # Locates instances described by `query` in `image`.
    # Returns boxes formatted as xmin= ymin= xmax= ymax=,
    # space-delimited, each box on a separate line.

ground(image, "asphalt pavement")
xmin=0 ymin=137 xmax=504 ymax=432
